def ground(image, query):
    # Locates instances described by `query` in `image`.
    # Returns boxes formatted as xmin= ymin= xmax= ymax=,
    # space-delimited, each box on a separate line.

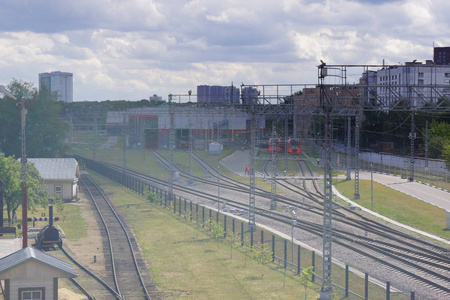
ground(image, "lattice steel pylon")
xmin=93 ymin=107 xmax=97 ymax=160
xmin=169 ymin=94 xmax=174 ymax=201
xmin=270 ymin=125 xmax=278 ymax=210
xmin=319 ymin=63 xmax=334 ymax=299
xmin=425 ymin=120 xmax=429 ymax=168
xmin=409 ymin=109 xmax=416 ymax=182
xmin=122 ymin=113 xmax=128 ymax=173
xmin=346 ymin=116 xmax=352 ymax=180
xmin=248 ymin=100 xmax=257 ymax=232
xmin=353 ymin=116 xmax=360 ymax=199
xmin=188 ymin=118 xmax=193 ymax=185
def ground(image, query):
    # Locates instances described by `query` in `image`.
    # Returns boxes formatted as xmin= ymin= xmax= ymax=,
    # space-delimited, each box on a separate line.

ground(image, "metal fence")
xmin=82 ymin=157 xmax=419 ymax=300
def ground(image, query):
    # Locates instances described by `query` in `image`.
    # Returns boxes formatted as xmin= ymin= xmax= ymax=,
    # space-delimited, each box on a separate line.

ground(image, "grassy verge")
xmin=89 ymin=172 xmax=321 ymax=299
xmin=12 ymin=203 xmax=87 ymax=244
xmin=84 ymin=171 xmax=409 ymax=300
xmin=334 ymin=178 xmax=450 ymax=240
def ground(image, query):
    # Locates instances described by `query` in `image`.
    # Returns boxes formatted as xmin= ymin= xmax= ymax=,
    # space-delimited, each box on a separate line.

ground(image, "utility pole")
xmin=319 ymin=62 xmax=333 ymax=299
xmin=353 ymin=116 xmax=360 ymax=199
xmin=93 ymin=106 xmax=97 ymax=160
xmin=346 ymin=116 xmax=352 ymax=180
xmin=169 ymin=94 xmax=174 ymax=201
xmin=20 ymin=95 xmax=28 ymax=248
xmin=284 ymin=118 xmax=288 ymax=172
xmin=217 ymin=170 xmax=221 ymax=221
xmin=248 ymin=89 xmax=256 ymax=232
xmin=140 ymin=114 xmax=146 ymax=162
xmin=0 ymin=181 xmax=3 ymax=228
xmin=409 ymin=109 xmax=416 ymax=182
xmin=188 ymin=118 xmax=193 ymax=185
xmin=425 ymin=120 xmax=429 ymax=169
xmin=188 ymin=92 xmax=193 ymax=185
xmin=270 ymin=125 xmax=278 ymax=210
xmin=122 ymin=112 xmax=127 ymax=183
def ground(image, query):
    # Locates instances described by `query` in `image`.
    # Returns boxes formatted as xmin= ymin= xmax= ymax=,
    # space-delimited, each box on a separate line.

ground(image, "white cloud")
xmin=0 ymin=0 xmax=448 ymax=101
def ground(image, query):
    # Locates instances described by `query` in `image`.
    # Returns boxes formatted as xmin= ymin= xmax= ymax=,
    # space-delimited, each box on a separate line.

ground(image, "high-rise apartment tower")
xmin=39 ymin=71 xmax=73 ymax=102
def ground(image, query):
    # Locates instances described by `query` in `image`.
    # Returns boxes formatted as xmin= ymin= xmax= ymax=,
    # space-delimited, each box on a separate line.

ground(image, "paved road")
xmin=99 ymin=136 xmax=118 ymax=149
xmin=220 ymin=149 xmax=251 ymax=177
xmin=356 ymin=171 xmax=450 ymax=211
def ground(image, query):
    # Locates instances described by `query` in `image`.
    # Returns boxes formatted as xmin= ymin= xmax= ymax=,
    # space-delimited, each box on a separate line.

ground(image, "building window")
xmin=418 ymin=79 xmax=424 ymax=86
xmin=55 ymin=185 xmax=63 ymax=198
xmin=446 ymin=79 xmax=450 ymax=85
xmin=19 ymin=287 xmax=44 ymax=300
xmin=445 ymin=73 xmax=450 ymax=77
xmin=418 ymin=72 xmax=424 ymax=77
xmin=22 ymin=291 xmax=42 ymax=300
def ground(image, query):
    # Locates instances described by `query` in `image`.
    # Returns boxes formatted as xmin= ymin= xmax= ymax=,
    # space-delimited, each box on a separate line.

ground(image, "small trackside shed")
xmin=27 ymin=158 xmax=80 ymax=202
xmin=0 ymin=247 xmax=77 ymax=300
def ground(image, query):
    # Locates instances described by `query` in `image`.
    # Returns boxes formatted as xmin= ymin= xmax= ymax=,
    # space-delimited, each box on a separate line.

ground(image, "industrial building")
xmin=106 ymin=105 xmax=266 ymax=150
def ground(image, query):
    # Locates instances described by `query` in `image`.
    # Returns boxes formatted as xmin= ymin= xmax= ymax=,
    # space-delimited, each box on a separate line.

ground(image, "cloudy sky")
xmin=0 ymin=0 xmax=449 ymax=101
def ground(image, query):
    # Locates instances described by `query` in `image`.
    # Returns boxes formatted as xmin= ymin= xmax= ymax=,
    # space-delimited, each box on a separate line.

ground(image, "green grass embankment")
xmin=334 ymin=179 xmax=450 ymax=240
xmin=83 ymin=171 xmax=409 ymax=300
xmin=89 ymin=172 xmax=321 ymax=299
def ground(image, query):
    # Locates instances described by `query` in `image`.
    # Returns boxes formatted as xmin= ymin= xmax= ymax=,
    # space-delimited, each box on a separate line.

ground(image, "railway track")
xmin=151 ymin=150 xmax=319 ymax=212
xmin=52 ymin=246 xmax=120 ymax=299
xmin=82 ymin=175 xmax=158 ymax=300
xmin=82 ymin=154 xmax=450 ymax=299
xmin=262 ymin=155 xmax=449 ymax=252
xmin=56 ymin=174 xmax=158 ymax=300
xmin=156 ymin=151 xmax=450 ymax=262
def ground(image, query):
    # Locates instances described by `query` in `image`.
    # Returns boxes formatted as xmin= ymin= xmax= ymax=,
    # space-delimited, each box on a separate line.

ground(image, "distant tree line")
xmin=320 ymin=102 xmax=450 ymax=168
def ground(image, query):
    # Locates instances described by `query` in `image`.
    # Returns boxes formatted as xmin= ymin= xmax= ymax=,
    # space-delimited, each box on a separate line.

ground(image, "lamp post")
xmin=0 ymin=85 xmax=17 ymax=100
xmin=0 ymin=85 xmax=28 ymax=248
xmin=291 ymin=210 xmax=297 ymax=265
xmin=217 ymin=166 xmax=221 ymax=221
xmin=371 ymin=163 xmax=374 ymax=211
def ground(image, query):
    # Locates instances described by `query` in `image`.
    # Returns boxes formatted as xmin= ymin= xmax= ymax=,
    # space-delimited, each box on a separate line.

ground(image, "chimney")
xmin=49 ymin=205 xmax=53 ymax=227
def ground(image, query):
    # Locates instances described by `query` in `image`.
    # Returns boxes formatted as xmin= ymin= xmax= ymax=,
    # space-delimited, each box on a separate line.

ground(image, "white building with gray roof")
xmin=0 ymin=246 xmax=77 ymax=300
xmin=27 ymin=158 xmax=80 ymax=202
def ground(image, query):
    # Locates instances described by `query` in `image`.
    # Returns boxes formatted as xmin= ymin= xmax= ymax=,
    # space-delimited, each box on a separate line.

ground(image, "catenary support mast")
xmin=319 ymin=63 xmax=333 ymax=299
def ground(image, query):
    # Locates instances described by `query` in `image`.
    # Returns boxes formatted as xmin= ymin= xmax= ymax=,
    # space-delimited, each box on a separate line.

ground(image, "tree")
xmin=210 ymin=220 xmax=224 ymax=250
xmin=144 ymin=186 xmax=158 ymax=204
xmin=54 ymin=196 xmax=66 ymax=223
xmin=299 ymin=266 xmax=315 ymax=300
xmin=0 ymin=79 xmax=69 ymax=158
xmin=242 ymin=237 xmax=251 ymax=267
xmin=251 ymin=242 xmax=273 ymax=278
xmin=442 ymin=140 xmax=450 ymax=169
xmin=225 ymin=230 xmax=241 ymax=259
xmin=427 ymin=120 xmax=450 ymax=160
xmin=282 ymin=90 xmax=302 ymax=105
xmin=0 ymin=154 xmax=48 ymax=225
